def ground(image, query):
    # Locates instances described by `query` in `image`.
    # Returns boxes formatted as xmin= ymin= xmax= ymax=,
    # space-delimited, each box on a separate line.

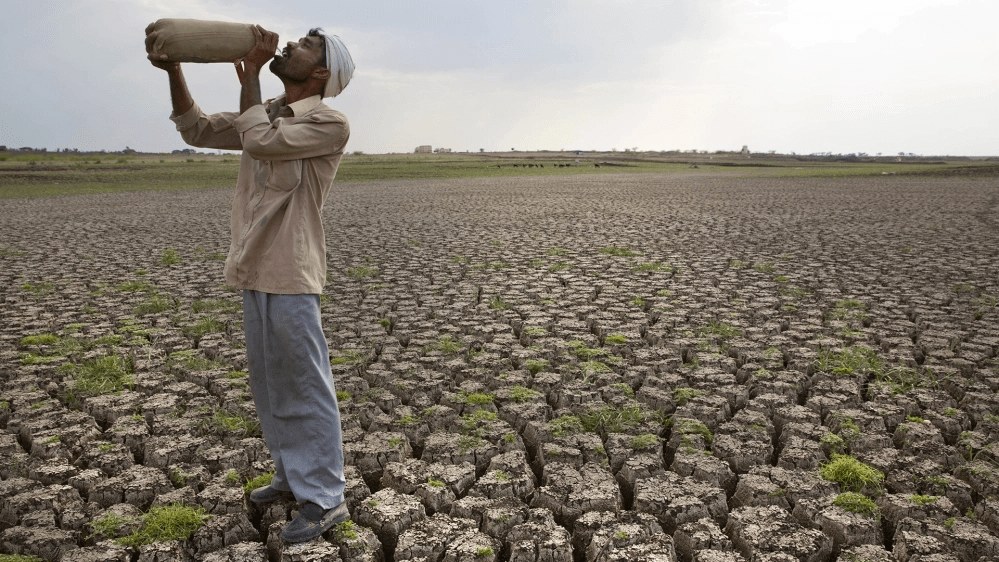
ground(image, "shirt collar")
xmin=267 ymin=94 xmax=324 ymax=117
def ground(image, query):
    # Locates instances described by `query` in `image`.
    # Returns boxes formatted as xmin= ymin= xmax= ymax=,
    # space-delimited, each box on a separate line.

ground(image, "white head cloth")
xmin=318 ymin=32 xmax=354 ymax=98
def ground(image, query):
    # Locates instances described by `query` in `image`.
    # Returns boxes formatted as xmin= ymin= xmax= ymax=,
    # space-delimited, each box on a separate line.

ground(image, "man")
xmin=147 ymin=23 xmax=355 ymax=543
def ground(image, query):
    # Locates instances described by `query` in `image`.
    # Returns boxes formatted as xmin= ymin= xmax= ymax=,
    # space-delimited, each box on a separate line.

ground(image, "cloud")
xmin=0 ymin=0 xmax=996 ymax=155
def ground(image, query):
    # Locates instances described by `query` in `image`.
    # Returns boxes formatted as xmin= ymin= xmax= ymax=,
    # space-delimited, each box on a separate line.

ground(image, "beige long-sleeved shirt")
xmin=171 ymin=94 xmax=349 ymax=294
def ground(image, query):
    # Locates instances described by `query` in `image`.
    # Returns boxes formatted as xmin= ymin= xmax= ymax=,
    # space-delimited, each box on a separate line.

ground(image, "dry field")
xmin=2 ymin=170 xmax=999 ymax=562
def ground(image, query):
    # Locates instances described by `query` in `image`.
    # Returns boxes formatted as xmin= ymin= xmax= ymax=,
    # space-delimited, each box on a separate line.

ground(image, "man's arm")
xmin=145 ymin=23 xmax=194 ymax=116
xmin=234 ymin=25 xmax=278 ymax=114
xmin=147 ymin=24 xmax=242 ymax=151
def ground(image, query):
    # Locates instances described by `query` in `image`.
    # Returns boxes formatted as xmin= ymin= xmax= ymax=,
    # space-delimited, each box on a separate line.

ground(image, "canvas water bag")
xmin=146 ymin=19 xmax=256 ymax=63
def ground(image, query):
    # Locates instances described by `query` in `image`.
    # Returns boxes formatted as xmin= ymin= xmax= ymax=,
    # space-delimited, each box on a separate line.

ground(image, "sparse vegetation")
xmin=820 ymin=454 xmax=884 ymax=493
xmin=159 ymin=248 xmax=181 ymax=266
xmin=115 ymin=503 xmax=210 ymax=547
xmin=66 ymin=354 xmax=135 ymax=401
xmin=833 ymin=492 xmax=878 ymax=516
xmin=243 ymin=471 xmax=274 ymax=493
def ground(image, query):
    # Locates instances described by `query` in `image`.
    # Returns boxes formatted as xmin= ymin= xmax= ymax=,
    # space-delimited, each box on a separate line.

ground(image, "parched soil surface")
xmin=2 ymin=171 xmax=999 ymax=562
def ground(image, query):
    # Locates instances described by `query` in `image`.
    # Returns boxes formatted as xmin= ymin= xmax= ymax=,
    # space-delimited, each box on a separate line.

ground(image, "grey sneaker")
xmin=281 ymin=501 xmax=349 ymax=543
xmin=248 ymin=484 xmax=294 ymax=503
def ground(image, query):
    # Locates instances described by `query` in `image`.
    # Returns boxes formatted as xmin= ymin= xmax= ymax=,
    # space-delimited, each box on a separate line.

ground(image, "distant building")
xmin=414 ymin=145 xmax=432 ymax=153
xmin=741 ymin=145 xmax=750 ymax=158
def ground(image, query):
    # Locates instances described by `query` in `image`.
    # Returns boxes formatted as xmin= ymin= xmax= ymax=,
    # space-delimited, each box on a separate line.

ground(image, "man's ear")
xmin=312 ymin=67 xmax=331 ymax=80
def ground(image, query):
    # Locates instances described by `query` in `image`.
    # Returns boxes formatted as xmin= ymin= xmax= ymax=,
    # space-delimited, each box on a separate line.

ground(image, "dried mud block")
xmin=776 ymin=437 xmax=825 ymax=471
xmin=533 ymin=433 xmax=608 ymax=473
xmin=731 ymin=473 xmax=791 ymax=510
xmin=710 ymin=428 xmax=772 ymax=474
xmin=344 ymin=464 xmax=372 ymax=512
xmin=954 ymin=460 xmax=999 ymax=499
xmin=633 ymin=472 xmax=727 ymax=534
xmin=0 ymin=524 xmax=78 ymax=561
xmin=89 ymin=465 xmax=172 ymax=510
xmin=791 ymin=495 xmax=882 ymax=553
xmin=468 ymin=450 xmax=536 ymax=502
xmin=674 ymin=394 xmax=731 ymax=432
xmin=61 ymin=542 xmax=132 ymax=562
xmin=581 ymin=511 xmax=673 ymax=562
xmin=875 ymin=493 xmax=957 ymax=533
xmin=616 ymin=452 xmax=668 ymax=502
xmin=251 ymin=497 xmax=294 ymax=538
xmin=725 ymin=505 xmax=832 ymax=562
xmin=196 ymin=479 xmax=246 ymax=515
xmin=450 ymin=496 xmax=531 ymax=540
xmin=354 ymin=488 xmax=426 ymax=556
xmin=974 ymin=497 xmax=999 ymax=535
xmin=604 ymin=432 xmax=663 ymax=473
xmin=82 ymin=390 xmax=145 ymax=427
xmin=0 ymin=483 xmax=82 ymax=528
xmin=497 ymin=400 xmax=553 ymax=435
xmin=746 ymin=466 xmax=838 ymax=509
xmin=144 ymin=434 xmax=204 ymax=469
xmin=104 ymin=414 xmax=150 ymax=458
xmin=773 ymin=406 xmax=822 ymax=436
xmin=893 ymin=420 xmax=949 ymax=465
xmin=199 ymin=541 xmax=269 ymax=562
xmin=422 ymin=431 xmax=500 ymax=473
xmin=28 ymin=458 xmax=79 ymax=485
xmin=325 ymin=522 xmax=382 ymax=562
xmin=190 ymin=512 xmax=258 ymax=556
xmin=394 ymin=513 xmax=478 ymax=560
xmin=85 ymin=503 xmax=143 ymax=543
xmin=891 ymin=527 xmax=953 ymax=562
xmin=669 ymin=451 xmax=737 ymax=495
xmin=504 ymin=508 xmax=572 ymax=562
xmin=834 ymin=544 xmax=892 ymax=562
xmin=531 ymin=462 xmax=622 ymax=529
xmin=163 ymin=462 xmax=212 ymax=493
xmin=589 ymin=532 xmax=678 ymax=562
xmin=344 ymin=431 xmax=412 ymax=487
xmin=0 ymin=476 xmax=41 ymax=507
xmin=672 ymin=517 xmax=732 ymax=562
xmin=277 ymin=536 xmax=342 ymax=562
xmin=692 ymin=551 xmax=746 ymax=562
xmin=893 ymin=516 xmax=999 ymax=562
xmin=380 ymin=458 xmax=476 ymax=514
xmin=2 ymin=451 xmax=33 ymax=479
xmin=571 ymin=511 xmax=660 ymax=559
xmin=76 ymin=441 xmax=134 ymax=477
xmin=196 ymin=445 xmax=250 ymax=475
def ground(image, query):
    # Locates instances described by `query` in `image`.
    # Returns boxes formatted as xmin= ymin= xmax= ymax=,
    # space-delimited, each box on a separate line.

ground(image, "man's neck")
xmin=282 ymin=81 xmax=321 ymax=105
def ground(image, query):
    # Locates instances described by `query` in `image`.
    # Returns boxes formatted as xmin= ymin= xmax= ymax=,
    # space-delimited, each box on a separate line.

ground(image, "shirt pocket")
xmin=263 ymin=160 xmax=303 ymax=192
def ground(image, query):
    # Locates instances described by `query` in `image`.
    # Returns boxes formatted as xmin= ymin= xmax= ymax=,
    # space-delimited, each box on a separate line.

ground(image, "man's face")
xmin=269 ymin=35 xmax=325 ymax=82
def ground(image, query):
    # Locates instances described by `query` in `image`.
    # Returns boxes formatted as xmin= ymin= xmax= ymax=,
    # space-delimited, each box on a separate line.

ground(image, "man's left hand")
xmin=234 ymin=25 xmax=279 ymax=83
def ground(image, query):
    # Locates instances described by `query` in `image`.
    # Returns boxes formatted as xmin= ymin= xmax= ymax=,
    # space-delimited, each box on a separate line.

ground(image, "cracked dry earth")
xmin=2 ymin=171 xmax=999 ymax=562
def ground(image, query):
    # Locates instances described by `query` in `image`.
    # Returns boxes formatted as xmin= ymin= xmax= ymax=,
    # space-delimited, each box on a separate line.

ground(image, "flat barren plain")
xmin=2 ymin=169 xmax=999 ymax=562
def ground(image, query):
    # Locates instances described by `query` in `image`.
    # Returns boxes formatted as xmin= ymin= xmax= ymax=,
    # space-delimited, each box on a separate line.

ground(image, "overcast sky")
xmin=1 ymin=0 xmax=996 ymax=155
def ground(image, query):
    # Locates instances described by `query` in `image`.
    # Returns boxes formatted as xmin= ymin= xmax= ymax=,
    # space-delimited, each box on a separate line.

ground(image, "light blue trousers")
xmin=242 ymin=290 xmax=345 ymax=509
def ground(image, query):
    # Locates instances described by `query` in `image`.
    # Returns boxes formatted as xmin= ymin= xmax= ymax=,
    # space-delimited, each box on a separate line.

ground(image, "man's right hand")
xmin=145 ymin=22 xmax=179 ymax=72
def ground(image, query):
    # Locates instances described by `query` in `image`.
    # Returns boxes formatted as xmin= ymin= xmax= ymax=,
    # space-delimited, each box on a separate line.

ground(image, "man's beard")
xmin=269 ymin=58 xmax=310 ymax=85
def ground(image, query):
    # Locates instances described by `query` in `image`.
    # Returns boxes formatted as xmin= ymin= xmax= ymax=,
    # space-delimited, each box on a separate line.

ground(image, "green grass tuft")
xmin=507 ymin=385 xmax=540 ymax=403
xmin=68 ymin=354 xmax=134 ymax=400
xmin=820 ymin=454 xmax=884 ymax=493
xmin=159 ymin=248 xmax=181 ymax=266
xmin=833 ymin=492 xmax=878 ymax=516
xmin=116 ymin=503 xmax=210 ymax=547
xmin=243 ymin=472 xmax=274 ymax=493
xmin=673 ymin=387 xmax=706 ymax=406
